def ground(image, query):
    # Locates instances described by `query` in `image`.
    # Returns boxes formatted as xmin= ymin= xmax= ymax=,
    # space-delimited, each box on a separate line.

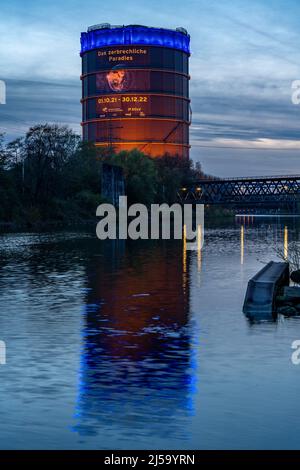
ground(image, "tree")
xmin=154 ymin=154 xmax=202 ymax=204
xmin=6 ymin=138 xmax=24 ymax=167
xmin=0 ymin=125 xmax=211 ymax=224
xmin=110 ymin=149 xmax=158 ymax=205
xmin=0 ymin=133 xmax=22 ymax=221
xmin=64 ymin=141 xmax=103 ymax=196
xmin=23 ymin=124 xmax=80 ymax=203
xmin=0 ymin=133 xmax=7 ymax=168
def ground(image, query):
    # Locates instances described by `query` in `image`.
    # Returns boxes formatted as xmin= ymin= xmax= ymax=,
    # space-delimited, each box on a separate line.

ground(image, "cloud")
xmin=0 ymin=79 xmax=81 ymax=140
xmin=1 ymin=0 xmax=300 ymax=176
xmin=0 ymin=17 xmax=80 ymax=81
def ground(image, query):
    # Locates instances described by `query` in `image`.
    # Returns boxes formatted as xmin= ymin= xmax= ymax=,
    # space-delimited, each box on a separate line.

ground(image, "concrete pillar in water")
xmin=101 ymin=163 xmax=125 ymax=207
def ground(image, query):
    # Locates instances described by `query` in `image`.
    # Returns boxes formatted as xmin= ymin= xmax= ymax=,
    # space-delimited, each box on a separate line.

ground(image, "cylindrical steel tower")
xmin=80 ymin=24 xmax=190 ymax=158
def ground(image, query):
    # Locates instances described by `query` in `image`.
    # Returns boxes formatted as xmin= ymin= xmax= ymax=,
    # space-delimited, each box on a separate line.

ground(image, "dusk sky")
xmin=1 ymin=0 xmax=300 ymax=176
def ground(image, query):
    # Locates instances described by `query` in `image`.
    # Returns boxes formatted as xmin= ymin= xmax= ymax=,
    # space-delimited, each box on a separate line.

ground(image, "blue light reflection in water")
xmin=0 ymin=220 xmax=299 ymax=449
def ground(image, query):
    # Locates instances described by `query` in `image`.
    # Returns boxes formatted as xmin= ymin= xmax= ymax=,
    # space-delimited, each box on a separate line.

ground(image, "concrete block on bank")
xmin=243 ymin=261 xmax=289 ymax=318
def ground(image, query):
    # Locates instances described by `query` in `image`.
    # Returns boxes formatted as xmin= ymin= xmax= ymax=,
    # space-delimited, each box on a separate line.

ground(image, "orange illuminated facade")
xmin=80 ymin=24 xmax=191 ymax=158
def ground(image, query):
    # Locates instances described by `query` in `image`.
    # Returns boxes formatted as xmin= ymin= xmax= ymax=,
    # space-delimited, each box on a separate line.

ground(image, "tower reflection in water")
xmin=74 ymin=240 xmax=196 ymax=442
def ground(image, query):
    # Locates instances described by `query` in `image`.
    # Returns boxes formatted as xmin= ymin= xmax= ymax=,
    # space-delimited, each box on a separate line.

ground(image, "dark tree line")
xmin=0 ymin=124 xmax=209 ymax=226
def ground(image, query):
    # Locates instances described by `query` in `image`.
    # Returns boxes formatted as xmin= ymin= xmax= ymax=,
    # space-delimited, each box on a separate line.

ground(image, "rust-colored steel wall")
xmin=80 ymin=25 xmax=190 ymax=158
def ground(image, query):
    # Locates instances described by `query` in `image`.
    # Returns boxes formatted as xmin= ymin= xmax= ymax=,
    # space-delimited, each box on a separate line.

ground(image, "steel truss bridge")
xmin=178 ymin=175 xmax=300 ymax=210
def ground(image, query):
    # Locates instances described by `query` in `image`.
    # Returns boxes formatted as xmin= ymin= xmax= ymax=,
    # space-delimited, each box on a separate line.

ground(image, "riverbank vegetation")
xmin=0 ymin=123 xmax=213 ymax=228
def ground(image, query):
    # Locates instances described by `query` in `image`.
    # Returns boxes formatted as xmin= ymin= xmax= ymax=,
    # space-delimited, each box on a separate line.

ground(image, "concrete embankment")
xmin=243 ymin=261 xmax=289 ymax=319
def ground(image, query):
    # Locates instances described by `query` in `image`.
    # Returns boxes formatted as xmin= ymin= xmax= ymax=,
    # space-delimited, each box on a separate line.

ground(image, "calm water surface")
xmin=0 ymin=219 xmax=300 ymax=449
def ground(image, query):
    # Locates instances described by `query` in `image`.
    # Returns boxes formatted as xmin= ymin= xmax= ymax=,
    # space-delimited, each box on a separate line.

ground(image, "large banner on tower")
xmin=81 ymin=25 xmax=190 ymax=158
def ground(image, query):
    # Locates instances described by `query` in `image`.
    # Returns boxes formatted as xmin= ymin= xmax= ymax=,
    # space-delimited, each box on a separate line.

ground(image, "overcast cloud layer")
xmin=1 ymin=0 xmax=300 ymax=176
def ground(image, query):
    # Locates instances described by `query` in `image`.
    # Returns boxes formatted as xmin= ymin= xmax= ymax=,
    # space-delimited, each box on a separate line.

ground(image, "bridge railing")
xmin=178 ymin=175 xmax=300 ymax=207
xmin=193 ymin=174 xmax=300 ymax=183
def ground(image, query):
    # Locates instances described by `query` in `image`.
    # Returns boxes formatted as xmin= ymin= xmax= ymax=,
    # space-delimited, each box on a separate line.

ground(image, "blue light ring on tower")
xmin=80 ymin=25 xmax=190 ymax=55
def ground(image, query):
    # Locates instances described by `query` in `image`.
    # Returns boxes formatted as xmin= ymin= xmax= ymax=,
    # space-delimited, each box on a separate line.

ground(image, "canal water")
xmin=0 ymin=218 xmax=299 ymax=450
